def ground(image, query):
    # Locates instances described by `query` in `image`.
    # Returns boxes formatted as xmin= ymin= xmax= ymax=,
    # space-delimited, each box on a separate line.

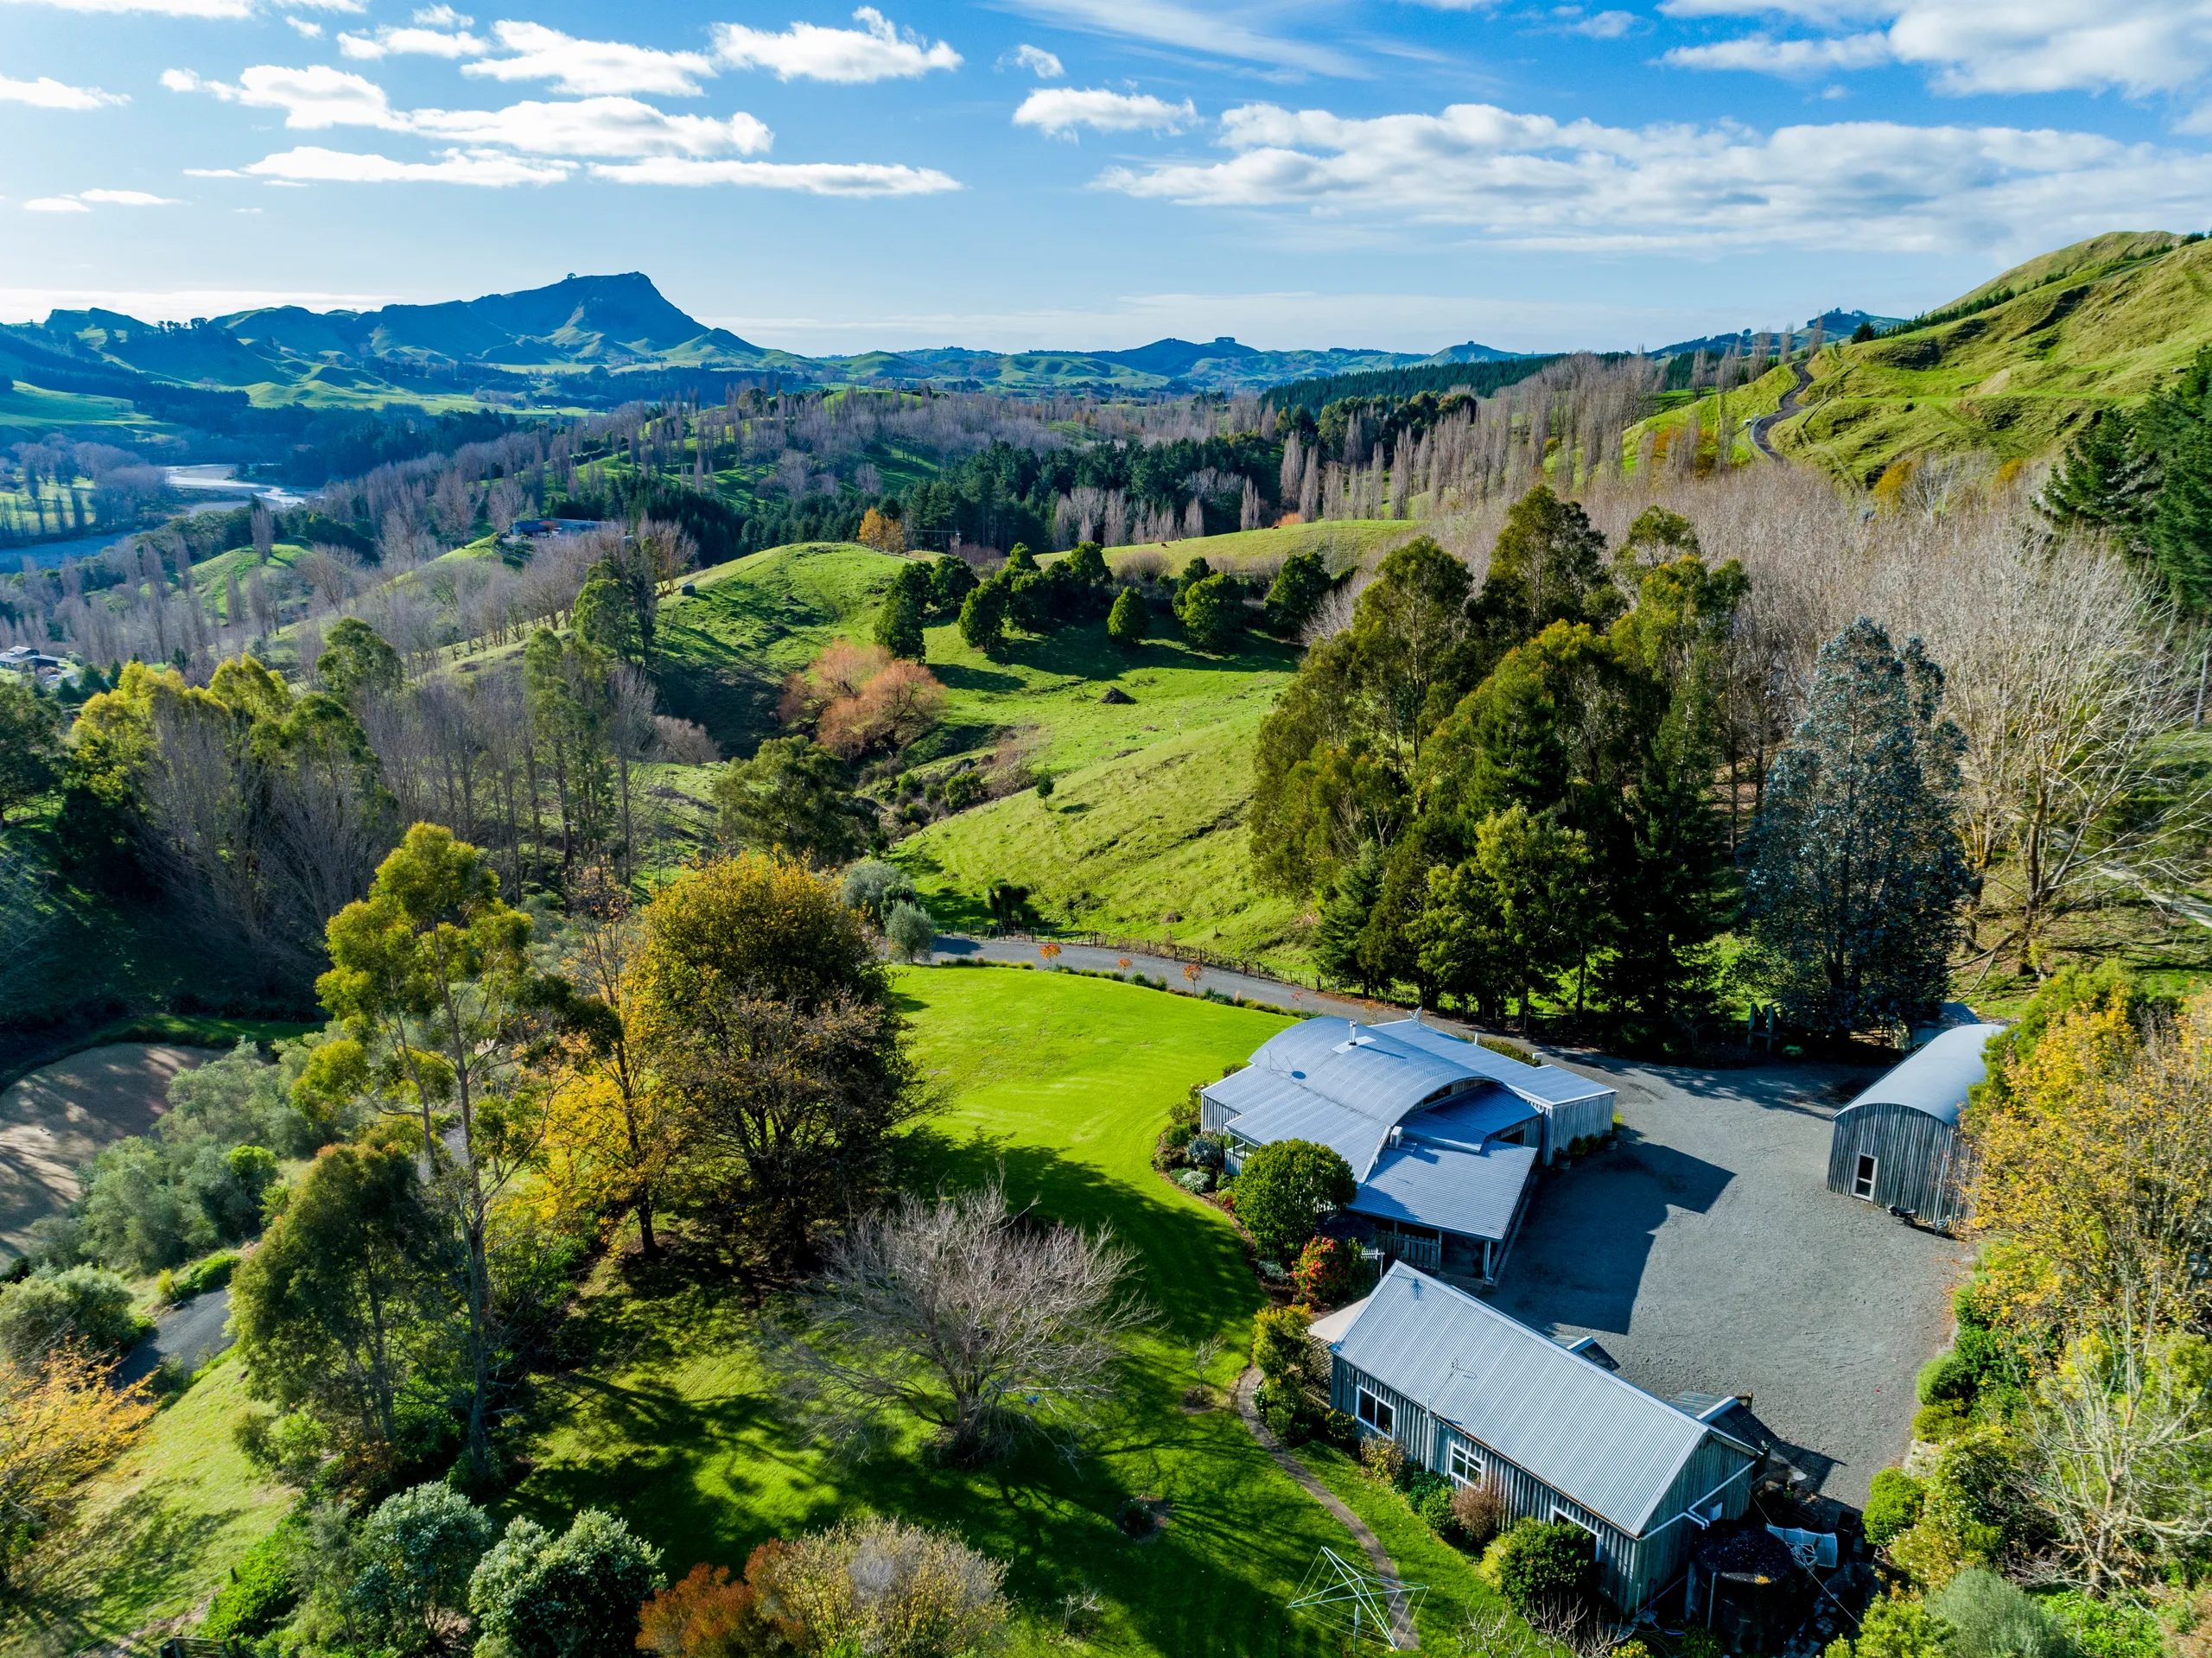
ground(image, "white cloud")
xmin=0 ymin=0 xmax=250 ymax=14
xmin=78 ymin=188 xmax=181 ymax=204
xmin=1663 ymin=31 xmax=1891 ymax=70
xmin=1661 ymin=0 xmax=2212 ymax=97
xmin=998 ymin=0 xmax=1357 ymax=77
xmin=244 ymin=144 xmax=572 ymax=184
xmin=463 ymin=22 xmax=715 ymax=96
xmin=24 ymin=197 xmax=93 ymax=212
xmin=1560 ymin=9 xmax=1640 ymax=36
xmin=1096 ymin=98 xmax=2212 ymax=257
xmin=590 ymin=156 xmax=962 ymax=194
xmin=166 ymin=64 xmax=408 ymax=129
xmin=1006 ymin=43 xmax=1065 ymax=77
xmin=414 ymin=3 xmax=470 ymax=22
xmin=285 ymin=16 xmax=321 ymax=35
xmin=1014 ymin=87 xmax=1197 ymax=137
xmin=0 ymin=73 xmax=127 ymax=109
xmin=338 ymin=24 xmax=489 ymax=59
xmin=712 ymin=7 xmax=960 ymax=82
xmin=412 ymin=97 xmax=772 ymax=156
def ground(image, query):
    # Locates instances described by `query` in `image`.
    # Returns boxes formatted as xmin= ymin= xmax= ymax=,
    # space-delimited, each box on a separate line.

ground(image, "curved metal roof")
xmin=1837 ymin=1023 xmax=2005 ymax=1128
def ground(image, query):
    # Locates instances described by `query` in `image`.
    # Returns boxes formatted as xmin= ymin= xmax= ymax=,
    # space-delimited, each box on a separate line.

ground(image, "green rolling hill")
xmin=1771 ymin=231 xmax=2212 ymax=481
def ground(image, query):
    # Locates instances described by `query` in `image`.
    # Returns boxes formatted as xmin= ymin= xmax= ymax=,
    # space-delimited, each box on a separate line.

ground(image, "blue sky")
xmin=4 ymin=0 xmax=2212 ymax=353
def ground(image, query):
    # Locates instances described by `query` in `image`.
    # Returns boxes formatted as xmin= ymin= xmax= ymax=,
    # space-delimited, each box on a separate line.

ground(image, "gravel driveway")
xmin=116 ymin=1286 xmax=233 ymax=1388
xmin=1491 ymin=1053 xmax=1970 ymax=1509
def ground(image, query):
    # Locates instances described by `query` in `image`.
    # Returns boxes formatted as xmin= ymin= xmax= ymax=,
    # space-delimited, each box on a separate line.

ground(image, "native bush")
xmin=1927 ymin=1568 xmax=2072 ymax=1658
xmin=1825 ymin=1595 xmax=1955 ymax=1658
xmin=346 ymin=1483 xmax=496 ymax=1655
xmin=1452 ymin=1480 xmax=1508 ymax=1551
xmin=1235 ymin=1139 xmax=1356 ymax=1261
xmin=469 ymin=1508 xmax=667 ymax=1658
xmin=0 ymin=1266 xmax=146 ymax=1365
xmin=200 ymin=1521 xmax=300 ymax=1640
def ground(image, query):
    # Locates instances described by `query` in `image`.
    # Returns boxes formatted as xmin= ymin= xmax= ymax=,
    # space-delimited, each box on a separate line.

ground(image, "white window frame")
xmin=1357 ymin=1387 xmax=1395 ymax=1437
xmin=1852 ymin=1153 xmax=1878 ymax=1200
xmin=1448 ymin=1442 xmax=1483 ymax=1485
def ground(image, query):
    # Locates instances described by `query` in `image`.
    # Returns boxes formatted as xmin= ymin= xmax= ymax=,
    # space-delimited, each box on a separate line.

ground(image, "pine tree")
xmin=2147 ymin=415 xmax=2212 ymax=617
xmin=1313 ymin=844 xmax=1384 ymax=993
xmin=1743 ymin=619 xmax=1972 ymax=1036
xmin=874 ymin=586 xmax=925 ymax=660
xmin=1106 ymin=587 xmax=1148 ymax=649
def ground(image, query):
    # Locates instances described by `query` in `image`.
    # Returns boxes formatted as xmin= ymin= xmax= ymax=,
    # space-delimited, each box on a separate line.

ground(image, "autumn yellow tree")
xmin=1967 ymin=988 xmax=2212 ymax=1333
xmin=537 ymin=867 xmax=682 ymax=1256
xmin=0 ymin=1347 xmax=156 ymax=1587
xmin=856 ymin=507 xmax=907 ymax=556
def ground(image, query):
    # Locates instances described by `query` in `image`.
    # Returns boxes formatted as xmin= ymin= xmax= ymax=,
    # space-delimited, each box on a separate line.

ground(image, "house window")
xmin=1357 ymin=1387 xmax=1395 ymax=1437
xmin=1448 ymin=1442 xmax=1483 ymax=1485
xmin=1853 ymin=1153 xmax=1878 ymax=1200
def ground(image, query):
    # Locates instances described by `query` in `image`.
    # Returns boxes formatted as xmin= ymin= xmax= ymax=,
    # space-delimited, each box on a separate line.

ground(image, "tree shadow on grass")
xmin=3 ymin=1480 xmax=244 ymax=1650
xmin=901 ymin=1129 xmax=1262 ymax=1350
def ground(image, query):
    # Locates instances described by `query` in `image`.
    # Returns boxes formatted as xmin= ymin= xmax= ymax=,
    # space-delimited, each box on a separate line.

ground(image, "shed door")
xmin=1852 ymin=1153 xmax=1878 ymax=1200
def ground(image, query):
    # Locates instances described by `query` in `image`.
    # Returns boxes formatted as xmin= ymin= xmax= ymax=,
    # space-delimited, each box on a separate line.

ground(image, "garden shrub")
xmin=1323 ymin=1408 xmax=1357 ymax=1447
xmin=1913 ymin=1401 xmax=1968 ymax=1443
xmin=347 ymin=1483 xmax=496 ymax=1654
xmin=1452 ymin=1481 xmax=1507 ymax=1552
xmin=1680 ymin=1631 xmax=1724 ymax=1658
xmin=755 ymin=1517 xmax=1009 ymax=1655
xmin=1173 ymin=1168 xmax=1212 ymax=1195
xmin=1114 ymin=1497 xmax=1156 ymax=1538
xmin=1825 ymin=1595 xmax=1955 ymax=1658
xmin=468 ymin=1508 xmax=667 ymax=1658
xmin=1359 ymin=1434 xmax=1405 ymax=1488
xmin=1419 ymin=1484 xmax=1459 ymax=1539
xmin=1491 ymin=1518 xmax=1598 ymax=1616
xmin=200 ymin=1522 xmax=299 ymax=1640
xmin=1185 ymin=1134 xmax=1224 ymax=1169
xmin=1251 ymin=1305 xmax=1312 ymax=1390
xmin=1614 ymin=1643 xmax=1652 ymax=1658
xmin=1235 ymin=1139 xmax=1357 ymax=1261
xmin=1919 ymin=1350 xmax=1974 ymax=1407
xmin=1292 ymin=1236 xmax=1359 ymax=1309
xmin=1928 ymin=1568 xmax=2071 ymax=1658
xmin=2042 ymin=1591 xmax=2162 ymax=1658
xmin=1866 ymin=1470 xmax=1926 ymax=1547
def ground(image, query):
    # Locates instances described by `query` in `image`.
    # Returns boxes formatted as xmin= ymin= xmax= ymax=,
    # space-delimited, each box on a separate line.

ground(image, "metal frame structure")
xmin=1289 ymin=1547 xmax=1427 ymax=1652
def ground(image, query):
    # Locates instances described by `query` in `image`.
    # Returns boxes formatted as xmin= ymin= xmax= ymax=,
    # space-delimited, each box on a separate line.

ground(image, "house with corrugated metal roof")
xmin=1827 ymin=1021 xmax=2001 ymax=1233
xmin=1321 ymin=1262 xmax=1759 ymax=1610
xmin=1199 ymin=1017 xmax=1615 ymax=1284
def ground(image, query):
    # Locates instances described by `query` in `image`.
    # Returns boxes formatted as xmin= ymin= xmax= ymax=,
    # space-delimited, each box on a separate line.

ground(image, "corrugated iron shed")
xmin=1332 ymin=1262 xmax=1752 ymax=1536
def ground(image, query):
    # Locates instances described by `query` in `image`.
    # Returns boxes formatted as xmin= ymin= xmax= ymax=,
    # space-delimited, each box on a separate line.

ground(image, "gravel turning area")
xmin=1492 ymin=1053 xmax=1970 ymax=1509
xmin=0 ymin=1043 xmax=210 ymax=1259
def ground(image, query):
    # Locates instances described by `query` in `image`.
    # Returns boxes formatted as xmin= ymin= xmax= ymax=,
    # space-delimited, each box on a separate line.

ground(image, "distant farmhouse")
xmin=1827 ymin=1022 xmax=2001 ymax=1233
xmin=1201 ymin=1017 xmax=1614 ymax=1285
xmin=1318 ymin=1262 xmax=1758 ymax=1610
xmin=0 ymin=646 xmax=66 ymax=683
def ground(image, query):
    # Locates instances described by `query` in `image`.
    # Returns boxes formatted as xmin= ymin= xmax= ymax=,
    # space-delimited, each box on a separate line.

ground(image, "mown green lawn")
xmin=505 ymin=965 xmax=1471 ymax=1655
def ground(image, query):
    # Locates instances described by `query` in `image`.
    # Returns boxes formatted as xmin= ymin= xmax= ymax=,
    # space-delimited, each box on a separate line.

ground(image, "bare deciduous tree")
xmin=779 ymin=1180 xmax=1148 ymax=1462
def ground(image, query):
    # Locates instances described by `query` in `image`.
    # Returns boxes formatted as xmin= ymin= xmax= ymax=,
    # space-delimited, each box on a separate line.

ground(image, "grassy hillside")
xmin=1105 ymin=518 xmax=1424 ymax=575
xmin=642 ymin=539 xmax=1303 ymax=954
xmin=1771 ymin=232 xmax=2212 ymax=481
xmin=1621 ymin=363 xmax=1796 ymax=471
xmin=654 ymin=541 xmax=911 ymax=747
xmin=0 ymin=1358 xmax=290 ymax=1653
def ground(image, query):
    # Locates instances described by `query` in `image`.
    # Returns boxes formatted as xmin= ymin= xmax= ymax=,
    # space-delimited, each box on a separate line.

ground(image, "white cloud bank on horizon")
xmin=1096 ymin=99 xmax=2212 ymax=256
